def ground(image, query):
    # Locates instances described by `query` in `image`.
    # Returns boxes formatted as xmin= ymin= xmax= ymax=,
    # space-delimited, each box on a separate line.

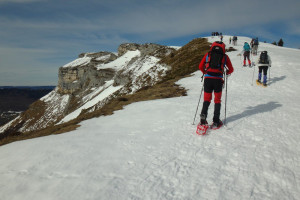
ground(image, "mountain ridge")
xmin=0 ymin=38 xmax=211 ymax=145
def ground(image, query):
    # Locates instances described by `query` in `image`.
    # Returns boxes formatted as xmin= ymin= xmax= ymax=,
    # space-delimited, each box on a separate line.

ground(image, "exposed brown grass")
xmin=161 ymin=38 xmax=211 ymax=80
xmin=0 ymin=38 xmax=211 ymax=146
xmin=0 ymin=123 xmax=81 ymax=146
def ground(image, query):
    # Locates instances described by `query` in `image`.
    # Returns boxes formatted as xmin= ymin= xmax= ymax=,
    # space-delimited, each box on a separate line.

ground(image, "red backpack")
xmin=205 ymin=42 xmax=226 ymax=72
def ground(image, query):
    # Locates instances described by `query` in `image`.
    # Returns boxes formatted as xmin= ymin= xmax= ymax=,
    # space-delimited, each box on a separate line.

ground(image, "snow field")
xmin=0 ymin=36 xmax=300 ymax=200
xmin=58 ymin=80 xmax=123 ymax=124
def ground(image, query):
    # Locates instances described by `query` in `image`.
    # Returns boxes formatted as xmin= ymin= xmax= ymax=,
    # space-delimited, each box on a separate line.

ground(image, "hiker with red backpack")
xmin=198 ymin=41 xmax=234 ymax=129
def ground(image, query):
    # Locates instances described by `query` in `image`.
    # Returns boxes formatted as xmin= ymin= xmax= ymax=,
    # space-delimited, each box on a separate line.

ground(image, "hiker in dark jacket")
xmin=251 ymin=37 xmax=259 ymax=55
xmin=232 ymin=36 xmax=238 ymax=46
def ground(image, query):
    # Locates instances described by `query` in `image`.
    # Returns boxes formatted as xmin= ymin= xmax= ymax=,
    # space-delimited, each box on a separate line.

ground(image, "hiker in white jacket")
xmin=256 ymin=51 xmax=271 ymax=86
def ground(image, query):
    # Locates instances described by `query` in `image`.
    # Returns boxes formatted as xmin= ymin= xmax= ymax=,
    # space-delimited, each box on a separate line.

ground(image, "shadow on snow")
xmin=269 ymin=75 xmax=286 ymax=85
xmin=226 ymin=101 xmax=282 ymax=124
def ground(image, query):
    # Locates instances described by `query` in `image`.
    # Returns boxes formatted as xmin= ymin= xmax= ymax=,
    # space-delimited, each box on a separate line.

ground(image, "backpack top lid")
xmin=259 ymin=51 xmax=269 ymax=63
xmin=210 ymin=41 xmax=225 ymax=53
xmin=261 ymin=51 xmax=268 ymax=55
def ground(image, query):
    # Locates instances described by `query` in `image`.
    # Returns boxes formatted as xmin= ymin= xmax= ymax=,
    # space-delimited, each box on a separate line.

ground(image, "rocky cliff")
xmin=0 ymin=43 xmax=178 ymax=139
xmin=58 ymin=52 xmax=117 ymax=94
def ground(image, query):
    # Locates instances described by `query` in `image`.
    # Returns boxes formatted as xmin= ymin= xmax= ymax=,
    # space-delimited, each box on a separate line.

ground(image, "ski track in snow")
xmin=0 ymin=36 xmax=300 ymax=200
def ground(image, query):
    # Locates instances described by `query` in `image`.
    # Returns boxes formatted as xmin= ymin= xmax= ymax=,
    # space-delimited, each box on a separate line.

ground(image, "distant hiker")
xmin=229 ymin=37 xmax=232 ymax=44
xmin=256 ymin=51 xmax=271 ymax=87
xmin=250 ymin=38 xmax=254 ymax=48
xmin=198 ymin=41 xmax=234 ymax=128
xmin=220 ymin=35 xmax=223 ymax=42
xmin=242 ymin=42 xmax=251 ymax=66
xmin=232 ymin=36 xmax=238 ymax=46
xmin=252 ymin=37 xmax=259 ymax=55
xmin=250 ymin=38 xmax=254 ymax=53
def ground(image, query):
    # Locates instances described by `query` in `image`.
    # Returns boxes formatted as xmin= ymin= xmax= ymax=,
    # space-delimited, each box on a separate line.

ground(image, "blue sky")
xmin=0 ymin=0 xmax=300 ymax=86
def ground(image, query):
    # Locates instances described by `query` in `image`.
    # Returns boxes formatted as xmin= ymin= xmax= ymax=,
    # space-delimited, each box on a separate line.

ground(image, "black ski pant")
xmin=259 ymin=66 xmax=268 ymax=75
xmin=200 ymin=78 xmax=223 ymax=123
xmin=243 ymin=51 xmax=250 ymax=61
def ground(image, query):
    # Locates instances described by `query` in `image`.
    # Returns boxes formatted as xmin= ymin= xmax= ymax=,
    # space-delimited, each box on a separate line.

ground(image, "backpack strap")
xmin=201 ymin=52 xmax=210 ymax=81
xmin=205 ymin=53 xmax=209 ymax=63
xmin=204 ymin=52 xmax=211 ymax=72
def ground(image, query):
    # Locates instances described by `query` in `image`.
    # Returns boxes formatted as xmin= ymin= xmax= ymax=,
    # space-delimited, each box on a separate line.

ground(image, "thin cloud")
xmin=287 ymin=20 xmax=300 ymax=35
xmin=1 ymin=1 xmax=300 ymax=41
xmin=0 ymin=0 xmax=45 ymax=3
xmin=1 ymin=0 xmax=300 ymax=85
xmin=0 ymin=47 xmax=57 ymax=86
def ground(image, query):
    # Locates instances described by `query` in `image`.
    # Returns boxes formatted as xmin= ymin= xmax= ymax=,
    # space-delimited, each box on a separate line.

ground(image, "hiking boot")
xmin=201 ymin=120 xmax=208 ymax=125
xmin=263 ymin=83 xmax=267 ymax=87
xmin=256 ymin=79 xmax=261 ymax=84
xmin=211 ymin=120 xmax=223 ymax=129
xmin=200 ymin=114 xmax=208 ymax=125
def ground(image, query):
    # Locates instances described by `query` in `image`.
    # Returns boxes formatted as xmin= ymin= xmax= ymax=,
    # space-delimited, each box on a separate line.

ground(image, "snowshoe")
xmin=256 ymin=80 xmax=262 ymax=85
xmin=196 ymin=114 xmax=209 ymax=135
xmin=210 ymin=120 xmax=223 ymax=130
xmin=196 ymin=123 xmax=209 ymax=135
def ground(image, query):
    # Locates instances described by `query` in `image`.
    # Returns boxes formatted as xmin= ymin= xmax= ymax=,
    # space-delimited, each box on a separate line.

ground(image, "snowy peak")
xmin=118 ymin=43 xmax=172 ymax=57
xmin=62 ymin=52 xmax=117 ymax=69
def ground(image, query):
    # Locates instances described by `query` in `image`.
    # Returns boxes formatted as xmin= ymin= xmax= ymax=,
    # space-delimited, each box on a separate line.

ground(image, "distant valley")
xmin=0 ymin=86 xmax=55 ymax=126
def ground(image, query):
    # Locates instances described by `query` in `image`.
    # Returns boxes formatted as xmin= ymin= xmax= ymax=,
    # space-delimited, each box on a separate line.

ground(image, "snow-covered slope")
xmin=0 ymin=36 xmax=300 ymax=200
